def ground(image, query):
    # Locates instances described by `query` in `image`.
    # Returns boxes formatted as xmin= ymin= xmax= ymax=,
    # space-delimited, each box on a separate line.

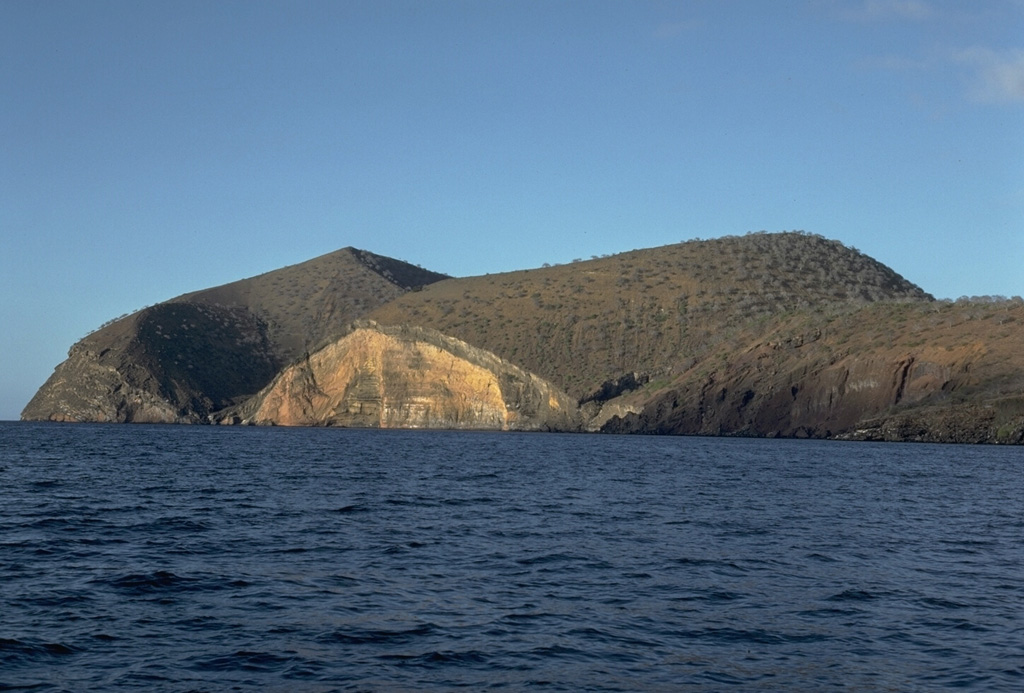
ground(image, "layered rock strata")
xmin=222 ymin=322 xmax=579 ymax=431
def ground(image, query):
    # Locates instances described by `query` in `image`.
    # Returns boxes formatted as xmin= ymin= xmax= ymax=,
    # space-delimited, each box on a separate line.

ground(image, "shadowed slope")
xmin=599 ymin=298 xmax=1024 ymax=443
xmin=22 ymin=248 xmax=447 ymax=422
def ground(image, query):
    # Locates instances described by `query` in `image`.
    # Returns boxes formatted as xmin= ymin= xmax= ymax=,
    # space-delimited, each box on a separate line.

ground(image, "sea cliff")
xmin=221 ymin=322 xmax=578 ymax=431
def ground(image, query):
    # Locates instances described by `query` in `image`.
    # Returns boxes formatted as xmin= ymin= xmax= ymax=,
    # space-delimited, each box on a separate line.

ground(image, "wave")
xmin=0 ymin=638 xmax=79 ymax=665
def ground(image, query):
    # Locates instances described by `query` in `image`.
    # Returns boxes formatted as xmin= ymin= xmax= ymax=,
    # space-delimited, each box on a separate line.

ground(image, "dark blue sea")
xmin=2 ymin=422 xmax=1022 ymax=691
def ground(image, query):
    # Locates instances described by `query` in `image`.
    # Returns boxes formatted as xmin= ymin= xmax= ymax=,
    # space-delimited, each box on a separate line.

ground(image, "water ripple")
xmin=2 ymin=423 xmax=1023 ymax=691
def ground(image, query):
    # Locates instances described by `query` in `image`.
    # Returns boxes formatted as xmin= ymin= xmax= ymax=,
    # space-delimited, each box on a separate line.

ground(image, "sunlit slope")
xmin=369 ymin=232 xmax=932 ymax=400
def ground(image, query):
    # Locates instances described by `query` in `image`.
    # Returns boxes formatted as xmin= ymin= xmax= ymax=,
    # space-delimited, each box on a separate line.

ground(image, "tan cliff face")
xmin=225 ymin=323 xmax=580 ymax=430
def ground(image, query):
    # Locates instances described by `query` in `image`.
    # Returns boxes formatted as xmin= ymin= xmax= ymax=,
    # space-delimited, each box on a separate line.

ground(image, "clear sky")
xmin=2 ymin=0 xmax=1022 ymax=420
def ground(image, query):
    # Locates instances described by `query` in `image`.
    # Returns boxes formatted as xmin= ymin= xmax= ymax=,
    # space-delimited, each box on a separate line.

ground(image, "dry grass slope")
xmin=178 ymin=247 xmax=448 ymax=359
xmin=369 ymin=232 xmax=931 ymax=399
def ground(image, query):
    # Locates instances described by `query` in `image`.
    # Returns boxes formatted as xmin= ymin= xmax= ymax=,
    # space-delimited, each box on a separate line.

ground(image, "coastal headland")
xmin=23 ymin=232 xmax=1024 ymax=443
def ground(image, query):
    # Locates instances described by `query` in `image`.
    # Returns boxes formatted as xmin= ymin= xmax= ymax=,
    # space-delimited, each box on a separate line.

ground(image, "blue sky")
xmin=2 ymin=0 xmax=1022 ymax=420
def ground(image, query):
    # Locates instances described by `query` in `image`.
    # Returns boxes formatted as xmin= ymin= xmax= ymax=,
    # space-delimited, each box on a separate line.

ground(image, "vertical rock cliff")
xmin=222 ymin=322 xmax=580 ymax=431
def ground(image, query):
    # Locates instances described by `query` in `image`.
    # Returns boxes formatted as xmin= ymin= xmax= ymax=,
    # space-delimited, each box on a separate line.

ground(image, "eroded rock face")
xmin=599 ymin=334 xmax=1024 ymax=444
xmin=20 ymin=341 xmax=181 ymax=423
xmin=224 ymin=322 xmax=580 ymax=431
xmin=21 ymin=303 xmax=280 ymax=423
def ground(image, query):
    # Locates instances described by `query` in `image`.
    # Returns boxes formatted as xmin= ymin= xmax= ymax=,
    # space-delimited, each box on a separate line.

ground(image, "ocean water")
xmin=1 ymin=422 xmax=1022 ymax=691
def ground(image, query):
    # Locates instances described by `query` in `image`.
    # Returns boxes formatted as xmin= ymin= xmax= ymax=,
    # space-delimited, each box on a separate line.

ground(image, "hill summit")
xmin=21 ymin=248 xmax=447 ymax=422
xmin=22 ymin=232 xmax=1024 ymax=443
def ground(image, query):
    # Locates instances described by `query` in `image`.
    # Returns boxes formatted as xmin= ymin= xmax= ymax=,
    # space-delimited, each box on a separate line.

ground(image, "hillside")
xmin=600 ymin=298 xmax=1024 ymax=443
xmin=21 ymin=248 xmax=447 ymax=422
xmin=368 ymin=232 xmax=932 ymax=400
xmin=367 ymin=233 xmax=1022 ymax=443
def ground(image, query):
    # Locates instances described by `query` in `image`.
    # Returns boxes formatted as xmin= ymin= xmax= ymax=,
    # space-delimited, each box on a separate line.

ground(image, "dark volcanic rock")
xmin=597 ymin=302 xmax=1024 ymax=444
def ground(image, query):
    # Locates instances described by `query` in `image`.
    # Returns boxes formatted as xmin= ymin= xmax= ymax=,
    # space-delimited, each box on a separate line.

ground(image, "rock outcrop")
xmin=20 ymin=337 xmax=181 ymax=424
xmin=222 ymin=322 xmax=579 ymax=430
xmin=597 ymin=301 xmax=1024 ymax=444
